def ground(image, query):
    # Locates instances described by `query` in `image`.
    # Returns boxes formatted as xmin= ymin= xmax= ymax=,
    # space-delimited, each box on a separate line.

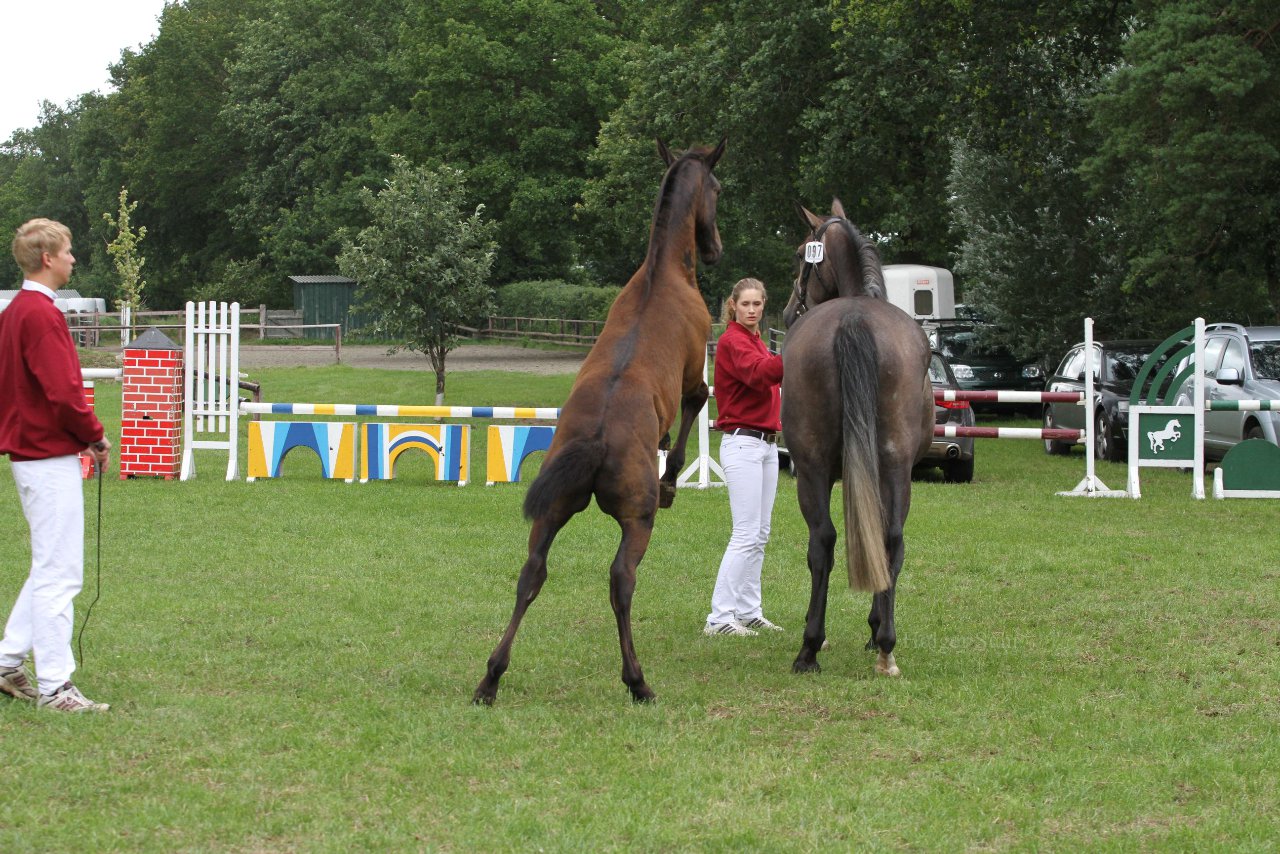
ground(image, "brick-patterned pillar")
xmin=79 ymin=380 xmax=97 ymax=478
xmin=120 ymin=328 xmax=183 ymax=480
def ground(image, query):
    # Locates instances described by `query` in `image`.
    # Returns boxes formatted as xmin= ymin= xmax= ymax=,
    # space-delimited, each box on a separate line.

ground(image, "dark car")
xmin=925 ymin=320 xmax=1045 ymax=413
xmin=1042 ymin=339 xmax=1166 ymax=462
xmin=914 ymin=351 xmax=976 ymax=483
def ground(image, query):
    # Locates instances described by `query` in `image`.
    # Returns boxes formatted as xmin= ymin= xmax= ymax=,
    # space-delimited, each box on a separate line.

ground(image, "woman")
xmin=704 ymin=278 xmax=785 ymax=637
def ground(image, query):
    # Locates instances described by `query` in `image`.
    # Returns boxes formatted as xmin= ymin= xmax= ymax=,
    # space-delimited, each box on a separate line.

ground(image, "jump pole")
xmin=1059 ymin=317 xmax=1127 ymax=498
xmin=674 ymin=344 xmax=726 ymax=489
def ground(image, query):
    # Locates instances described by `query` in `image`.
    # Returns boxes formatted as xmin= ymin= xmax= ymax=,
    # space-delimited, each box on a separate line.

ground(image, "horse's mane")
xmin=842 ymin=220 xmax=885 ymax=301
xmin=644 ymin=146 xmax=714 ymax=271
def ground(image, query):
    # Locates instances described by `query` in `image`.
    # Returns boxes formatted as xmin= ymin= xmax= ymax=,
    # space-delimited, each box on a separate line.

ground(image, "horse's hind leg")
xmin=866 ymin=471 xmax=911 ymax=677
xmin=473 ymin=510 xmax=573 ymax=705
xmin=609 ymin=515 xmax=657 ymax=702
xmin=659 ymin=382 xmax=709 ymax=508
xmin=793 ymin=471 xmax=836 ymax=674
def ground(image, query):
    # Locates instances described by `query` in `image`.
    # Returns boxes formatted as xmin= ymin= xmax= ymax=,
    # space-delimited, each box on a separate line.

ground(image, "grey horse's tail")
xmin=522 ymin=437 xmax=606 ymax=521
xmin=836 ymin=312 xmax=891 ymax=592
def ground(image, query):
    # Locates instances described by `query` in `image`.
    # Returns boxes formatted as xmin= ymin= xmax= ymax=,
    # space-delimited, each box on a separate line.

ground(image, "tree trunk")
xmin=429 ymin=343 xmax=447 ymax=405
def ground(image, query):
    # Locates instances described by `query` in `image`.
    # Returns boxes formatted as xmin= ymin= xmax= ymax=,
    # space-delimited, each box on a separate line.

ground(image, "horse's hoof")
xmin=630 ymin=685 xmax=657 ymax=703
xmin=658 ymin=483 xmax=676 ymax=508
xmin=792 ymin=658 xmax=821 ymax=674
xmin=875 ymin=652 xmax=901 ymax=678
xmin=473 ymin=681 xmax=498 ymax=705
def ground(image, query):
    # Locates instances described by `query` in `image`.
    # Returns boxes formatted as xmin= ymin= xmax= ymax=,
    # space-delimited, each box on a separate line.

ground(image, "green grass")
xmin=2 ymin=367 xmax=1278 ymax=851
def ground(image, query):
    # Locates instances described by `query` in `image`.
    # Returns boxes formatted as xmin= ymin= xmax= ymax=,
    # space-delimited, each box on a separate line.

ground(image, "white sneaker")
xmin=737 ymin=615 xmax=784 ymax=632
xmin=704 ymin=620 xmax=757 ymax=637
xmin=37 ymin=682 xmax=110 ymax=713
xmin=0 ymin=664 xmax=37 ymax=702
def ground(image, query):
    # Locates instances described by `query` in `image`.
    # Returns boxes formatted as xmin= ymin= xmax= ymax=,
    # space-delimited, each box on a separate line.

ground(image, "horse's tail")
xmin=836 ymin=312 xmax=892 ymax=592
xmin=522 ymin=437 xmax=606 ymax=521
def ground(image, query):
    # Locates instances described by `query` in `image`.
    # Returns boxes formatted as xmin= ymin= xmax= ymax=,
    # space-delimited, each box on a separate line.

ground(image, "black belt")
xmin=727 ymin=428 xmax=777 ymax=443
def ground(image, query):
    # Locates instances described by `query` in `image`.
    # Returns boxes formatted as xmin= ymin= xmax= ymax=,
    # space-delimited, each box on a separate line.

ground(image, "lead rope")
xmin=77 ymin=462 xmax=103 ymax=667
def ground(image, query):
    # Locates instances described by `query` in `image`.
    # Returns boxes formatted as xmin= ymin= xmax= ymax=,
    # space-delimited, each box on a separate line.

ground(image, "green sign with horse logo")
xmin=1135 ymin=411 xmax=1194 ymax=462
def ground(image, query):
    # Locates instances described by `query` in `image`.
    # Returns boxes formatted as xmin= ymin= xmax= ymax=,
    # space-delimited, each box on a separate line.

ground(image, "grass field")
xmin=2 ymin=364 xmax=1278 ymax=852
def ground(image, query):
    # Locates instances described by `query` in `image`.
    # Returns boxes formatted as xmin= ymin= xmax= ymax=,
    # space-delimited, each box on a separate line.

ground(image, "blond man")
xmin=0 ymin=218 xmax=111 ymax=712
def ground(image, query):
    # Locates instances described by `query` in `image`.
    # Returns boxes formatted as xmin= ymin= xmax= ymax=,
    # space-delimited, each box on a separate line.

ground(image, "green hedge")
xmin=495 ymin=280 xmax=622 ymax=322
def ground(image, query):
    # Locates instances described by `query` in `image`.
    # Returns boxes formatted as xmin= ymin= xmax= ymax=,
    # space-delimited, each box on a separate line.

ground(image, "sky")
xmin=2 ymin=0 xmax=169 ymax=141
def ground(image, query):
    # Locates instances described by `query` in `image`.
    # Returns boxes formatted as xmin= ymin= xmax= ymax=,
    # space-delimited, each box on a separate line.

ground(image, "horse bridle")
xmin=791 ymin=216 xmax=848 ymax=317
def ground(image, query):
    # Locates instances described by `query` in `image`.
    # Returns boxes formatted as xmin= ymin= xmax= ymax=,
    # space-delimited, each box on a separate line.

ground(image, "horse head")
xmin=783 ymin=199 xmax=884 ymax=328
xmin=656 ymin=138 xmax=725 ymax=268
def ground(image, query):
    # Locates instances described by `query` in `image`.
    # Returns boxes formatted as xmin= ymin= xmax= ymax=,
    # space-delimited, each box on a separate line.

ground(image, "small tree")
xmin=337 ymin=157 xmax=497 ymax=403
xmin=103 ymin=187 xmax=148 ymax=312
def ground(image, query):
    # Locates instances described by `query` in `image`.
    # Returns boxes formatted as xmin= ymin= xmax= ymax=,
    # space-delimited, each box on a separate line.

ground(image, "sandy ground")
xmin=236 ymin=343 xmax=587 ymax=374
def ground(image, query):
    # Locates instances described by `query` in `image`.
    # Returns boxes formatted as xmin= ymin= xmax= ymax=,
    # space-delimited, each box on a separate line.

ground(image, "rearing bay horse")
xmin=474 ymin=139 xmax=725 ymax=705
xmin=781 ymin=200 xmax=933 ymax=678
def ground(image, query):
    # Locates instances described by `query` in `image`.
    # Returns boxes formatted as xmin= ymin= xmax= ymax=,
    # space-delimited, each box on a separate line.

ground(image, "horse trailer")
xmin=882 ymin=264 xmax=956 ymax=322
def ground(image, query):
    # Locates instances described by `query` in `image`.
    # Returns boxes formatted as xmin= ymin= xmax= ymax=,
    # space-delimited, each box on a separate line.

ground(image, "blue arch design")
xmin=272 ymin=422 xmax=334 ymax=478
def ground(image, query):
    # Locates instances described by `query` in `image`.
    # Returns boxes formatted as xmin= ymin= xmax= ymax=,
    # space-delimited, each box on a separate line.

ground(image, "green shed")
xmin=288 ymin=275 xmax=364 ymax=339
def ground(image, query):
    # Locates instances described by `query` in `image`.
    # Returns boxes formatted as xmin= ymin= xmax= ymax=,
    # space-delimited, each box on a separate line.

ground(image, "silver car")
xmin=1186 ymin=324 xmax=1280 ymax=459
xmin=914 ymin=351 xmax=976 ymax=483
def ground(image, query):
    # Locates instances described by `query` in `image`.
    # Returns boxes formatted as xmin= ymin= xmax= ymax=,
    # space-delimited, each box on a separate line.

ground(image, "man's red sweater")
xmin=0 ymin=285 xmax=104 ymax=461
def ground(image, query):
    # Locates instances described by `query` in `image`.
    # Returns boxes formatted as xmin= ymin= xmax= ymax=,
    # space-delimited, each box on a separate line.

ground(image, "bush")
xmin=496 ymin=279 xmax=621 ymax=321
xmin=192 ymin=256 xmax=286 ymax=307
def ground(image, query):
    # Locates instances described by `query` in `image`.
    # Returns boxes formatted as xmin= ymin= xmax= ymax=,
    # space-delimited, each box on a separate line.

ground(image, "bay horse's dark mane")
xmin=644 ymin=146 xmax=717 ymax=272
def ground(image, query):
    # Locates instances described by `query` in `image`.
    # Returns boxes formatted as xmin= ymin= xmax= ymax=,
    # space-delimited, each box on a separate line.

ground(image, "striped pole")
xmin=935 ymin=425 xmax=1083 ymax=441
xmin=1206 ymin=400 xmax=1280 ymax=411
xmin=934 ymin=389 xmax=1083 ymax=404
xmin=240 ymin=402 xmax=562 ymax=420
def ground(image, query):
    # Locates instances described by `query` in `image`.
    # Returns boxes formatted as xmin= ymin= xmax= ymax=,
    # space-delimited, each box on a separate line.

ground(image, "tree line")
xmin=1 ymin=0 xmax=1276 ymax=362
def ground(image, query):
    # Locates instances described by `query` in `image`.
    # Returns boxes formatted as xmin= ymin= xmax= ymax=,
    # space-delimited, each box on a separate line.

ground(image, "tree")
xmin=336 ymin=157 xmax=497 ymax=403
xmin=221 ymin=0 xmax=412 ymax=305
xmin=581 ymin=1 xmax=841 ymax=304
xmin=377 ymin=0 xmax=628 ymax=285
xmin=103 ymin=0 xmax=272 ymax=308
xmin=945 ymin=1 xmax=1139 ymax=360
xmin=0 ymin=103 xmax=101 ymax=288
xmin=102 ymin=187 xmax=148 ymax=311
xmin=1084 ymin=0 xmax=1280 ymax=330
xmin=949 ymin=136 xmax=1122 ymax=364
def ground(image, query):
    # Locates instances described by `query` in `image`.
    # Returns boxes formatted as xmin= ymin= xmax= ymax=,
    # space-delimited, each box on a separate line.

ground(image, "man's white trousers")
xmin=0 ymin=455 xmax=84 ymax=694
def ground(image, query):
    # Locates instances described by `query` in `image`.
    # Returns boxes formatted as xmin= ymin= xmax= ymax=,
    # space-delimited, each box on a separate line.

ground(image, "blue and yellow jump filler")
xmin=361 ymin=423 xmax=469 ymax=484
xmin=246 ymin=421 xmax=470 ymax=484
xmin=247 ymin=421 xmax=357 ymax=481
xmin=486 ymin=425 xmax=555 ymax=485
xmin=240 ymin=402 xmax=562 ymax=485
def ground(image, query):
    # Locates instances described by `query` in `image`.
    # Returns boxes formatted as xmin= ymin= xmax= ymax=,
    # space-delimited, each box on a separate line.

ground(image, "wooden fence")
xmin=455 ymin=316 xmax=606 ymax=347
xmin=55 ymin=306 xmax=608 ymax=351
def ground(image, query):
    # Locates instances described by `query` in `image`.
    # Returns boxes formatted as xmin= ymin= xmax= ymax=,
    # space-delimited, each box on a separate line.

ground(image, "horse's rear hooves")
xmin=658 ymin=483 xmax=676 ymax=509
xmin=792 ymin=658 xmax=821 ymax=674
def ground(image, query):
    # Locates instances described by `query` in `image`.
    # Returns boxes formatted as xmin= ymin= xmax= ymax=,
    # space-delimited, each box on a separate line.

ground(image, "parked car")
xmin=914 ymin=351 xmax=976 ymax=483
xmin=1042 ymin=338 xmax=1166 ymax=462
xmin=1179 ymin=324 xmax=1280 ymax=460
xmin=924 ymin=320 xmax=1045 ymax=413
